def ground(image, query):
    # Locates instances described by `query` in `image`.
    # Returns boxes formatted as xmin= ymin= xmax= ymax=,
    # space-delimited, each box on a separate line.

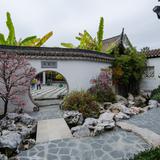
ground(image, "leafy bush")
xmin=112 ymin=48 xmax=146 ymax=96
xmin=88 ymin=68 xmax=116 ymax=103
xmin=130 ymin=147 xmax=160 ymax=160
xmin=151 ymin=86 xmax=160 ymax=101
xmin=62 ymin=91 xmax=100 ymax=118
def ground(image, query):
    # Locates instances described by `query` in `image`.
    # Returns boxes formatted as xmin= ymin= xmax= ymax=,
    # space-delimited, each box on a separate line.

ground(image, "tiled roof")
xmin=0 ymin=45 xmax=114 ymax=63
xmin=102 ymin=35 xmax=121 ymax=51
xmin=145 ymin=49 xmax=160 ymax=58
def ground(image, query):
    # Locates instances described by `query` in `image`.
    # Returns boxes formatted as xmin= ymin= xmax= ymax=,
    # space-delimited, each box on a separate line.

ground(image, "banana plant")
xmin=0 ymin=12 xmax=53 ymax=47
xmin=61 ymin=17 xmax=104 ymax=52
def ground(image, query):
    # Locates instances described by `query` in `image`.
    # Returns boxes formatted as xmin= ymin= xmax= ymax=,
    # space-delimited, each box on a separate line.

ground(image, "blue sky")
xmin=0 ymin=0 xmax=160 ymax=50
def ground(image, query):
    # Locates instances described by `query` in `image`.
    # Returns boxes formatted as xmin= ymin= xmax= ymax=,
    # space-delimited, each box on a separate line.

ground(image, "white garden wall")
xmin=141 ymin=57 xmax=160 ymax=91
xmin=0 ymin=59 xmax=111 ymax=113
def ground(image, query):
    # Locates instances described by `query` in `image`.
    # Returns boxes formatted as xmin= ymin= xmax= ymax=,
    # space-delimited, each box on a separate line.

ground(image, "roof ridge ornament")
xmin=153 ymin=0 xmax=160 ymax=19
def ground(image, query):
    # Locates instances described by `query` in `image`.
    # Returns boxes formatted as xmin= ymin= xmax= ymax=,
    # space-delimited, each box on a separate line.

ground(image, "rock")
xmin=19 ymin=113 xmax=36 ymax=126
xmin=103 ymin=102 xmax=112 ymax=110
xmin=71 ymin=126 xmax=90 ymax=137
xmin=21 ymin=139 xmax=36 ymax=150
xmin=0 ymin=154 xmax=8 ymax=160
xmin=99 ymin=112 xmax=115 ymax=123
xmin=109 ymin=103 xmax=122 ymax=113
xmin=0 ymin=131 xmax=21 ymax=151
xmin=63 ymin=111 xmax=83 ymax=126
xmin=116 ymin=95 xmax=128 ymax=105
xmin=97 ymin=121 xmax=115 ymax=130
xmin=83 ymin=118 xmax=98 ymax=130
xmin=93 ymin=125 xmax=104 ymax=136
xmin=128 ymin=93 xmax=134 ymax=101
xmin=134 ymin=96 xmax=146 ymax=107
xmin=140 ymin=90 xmax=151 ymax=99
xmin=114 ymin=112 xmax=130 ymax=121
xmin=130 ymin=107 xmax=144 ymax=114
xmin=128 ymin=101 xmax=135 ymax=108
xmin=148 ymin=100 xmax=158 ymax=109
xmin=98 ymin=112 xmax=115 ymax=130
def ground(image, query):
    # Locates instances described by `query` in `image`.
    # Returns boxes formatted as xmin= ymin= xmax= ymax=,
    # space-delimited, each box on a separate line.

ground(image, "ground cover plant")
xmin=150 ymin=85 xmax=160 ymax=102
xmin=129 ymin=147 xmax=160 ymax=160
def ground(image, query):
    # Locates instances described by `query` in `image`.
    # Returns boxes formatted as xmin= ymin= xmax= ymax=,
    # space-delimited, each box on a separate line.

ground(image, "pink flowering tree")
xmin=88 ymin=68 xmax=115 ymax=103
xmin=0 ymin=52 xmax=36 ymax=117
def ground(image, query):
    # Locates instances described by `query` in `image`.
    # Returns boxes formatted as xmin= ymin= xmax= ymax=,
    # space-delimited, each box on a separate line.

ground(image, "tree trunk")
xmin=3 ymin=100 xmax=8 ymax=116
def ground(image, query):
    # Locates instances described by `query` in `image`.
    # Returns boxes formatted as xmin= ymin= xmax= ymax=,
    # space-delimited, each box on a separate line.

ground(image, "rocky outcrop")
xmin=71 ymin=126 xmax=91 ymax=138
xmin=116 ymin=95 xmax=128 ymax=105
xmin=114 ymin=112 xmax=130 ymax=121
xmin=63 ymin=111 xmax=83 ymax=126
xmin=0 ymin=154 xmax=8 ymax=160
xmin=0 ymin=113 xmax=37 ymax=158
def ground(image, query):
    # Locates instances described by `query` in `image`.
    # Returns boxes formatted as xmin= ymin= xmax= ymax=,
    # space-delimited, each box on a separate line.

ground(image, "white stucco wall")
xmin=141 ymin=57 xmax=160 ymax=91
xmin=0 ymin=59 xmax=111 ymax=113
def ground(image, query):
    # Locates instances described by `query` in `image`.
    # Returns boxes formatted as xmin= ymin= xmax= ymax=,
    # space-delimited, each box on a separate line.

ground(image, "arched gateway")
xmin=0 ymin=45 xmax=114 ymax=112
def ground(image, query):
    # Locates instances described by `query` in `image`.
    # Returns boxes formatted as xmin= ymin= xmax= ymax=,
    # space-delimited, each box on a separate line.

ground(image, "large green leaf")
xmin=6 ymin=12 xmax=16 ymax=45
xmin=19 ymin=36 xmax=39 ymax=46
xmin=97 ymin=17 xmax=104 ymax=51
xmin=35 ymin=31 xmax=53 ymax=47
xmin=0 ymin=33 xmax=6 ymax=45
xmin=61 ymin=43 xmax=75 ymax=48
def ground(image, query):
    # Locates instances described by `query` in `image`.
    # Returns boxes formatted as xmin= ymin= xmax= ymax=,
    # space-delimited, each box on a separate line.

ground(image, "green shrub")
xmin=62 ymin=91 xmax=100 ymax=118
xmin=151 ymin=86 xmax=160 ymax=101
xmin=88 ymin=85 xmax=116 ymax=103
xmin=130 ymin=147 xmax=160 ymax=160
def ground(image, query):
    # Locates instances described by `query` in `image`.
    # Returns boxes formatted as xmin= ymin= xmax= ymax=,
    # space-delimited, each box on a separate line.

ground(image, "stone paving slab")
xmin=36 ymin=118 xmax=73 ymax=143
xmin=117 ymin=122 xmax=160 ymax=147
xmin=30 ymin=105 xmax=63 ymax=120
xmin=126 ymin=107 xmax=160 ymax=135
xmin=18 ymin=128 xmax=151 ymax=160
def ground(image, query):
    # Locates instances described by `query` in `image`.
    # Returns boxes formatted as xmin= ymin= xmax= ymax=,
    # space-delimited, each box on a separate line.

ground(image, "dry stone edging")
xmin=117 ymin=121 xmax=160 ymax=147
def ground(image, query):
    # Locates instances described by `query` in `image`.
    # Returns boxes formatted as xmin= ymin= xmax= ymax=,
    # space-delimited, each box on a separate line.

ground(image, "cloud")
xmin=0 ymin=0 xmax=159 ymax=50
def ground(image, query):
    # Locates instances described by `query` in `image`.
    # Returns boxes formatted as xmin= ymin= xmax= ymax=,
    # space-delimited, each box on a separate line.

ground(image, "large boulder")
xmin=0 ymin=113 xmax=37 ymax=158
xmin=98 ymin=112 xmax=115 ymax=130
xmin=148 ymin=100 xmax=158 ymax=109
xmin=0 ymin=154 xmax=8 ymax=160
xmin=0 ymin=131 xmax=21 ymax=151
xmin=71 ymin=126 xmax=90 ymax=138
xmin=83 ymin=118 xmax=98 ymax=130
xmin=128 ymin=93 xmax=134 ymax=101
xmin=116 ymin=95 xmax=128 ymax=105
xmin=63 ymin=111 xmax=83 ymax=126
xmin=103 ymin=102 xmax=112 ymax=110
xmin=114 ymin=112 xmax=130 ymax=121
xmin=134 ymin=96 xmax=146 ymax=107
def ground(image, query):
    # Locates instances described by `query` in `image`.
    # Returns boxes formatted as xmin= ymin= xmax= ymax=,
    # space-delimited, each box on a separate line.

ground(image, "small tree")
xmin=112 ymin=48 xmax=146 ymax=96
xmin=0 ymin=52 xmax=36 ymax=117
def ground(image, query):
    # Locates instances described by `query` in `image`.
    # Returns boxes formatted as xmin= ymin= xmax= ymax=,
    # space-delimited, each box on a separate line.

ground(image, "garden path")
xmin=17 ymin=106 xmax=160 ymax=160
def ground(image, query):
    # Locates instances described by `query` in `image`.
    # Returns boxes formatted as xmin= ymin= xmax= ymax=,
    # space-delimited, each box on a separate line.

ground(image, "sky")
xmin=0 ymin=0 xmax=160 ymax=50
